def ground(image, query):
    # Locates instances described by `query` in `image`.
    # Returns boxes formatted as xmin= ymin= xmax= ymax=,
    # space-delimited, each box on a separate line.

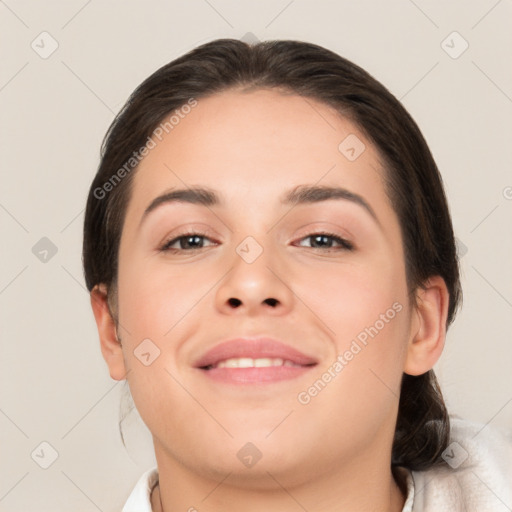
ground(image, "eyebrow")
xmin=139 ymin=184 xmax=380 ymax=228
xmin=282 ymin=185 xmax=380 ymax=226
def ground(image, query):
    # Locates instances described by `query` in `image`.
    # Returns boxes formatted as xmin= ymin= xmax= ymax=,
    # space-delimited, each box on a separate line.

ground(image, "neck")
xmin=150 ymin=445 xmax=407 ymax=512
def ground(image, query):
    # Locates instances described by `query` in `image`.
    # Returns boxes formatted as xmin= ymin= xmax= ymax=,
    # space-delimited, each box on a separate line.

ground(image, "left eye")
xmin=296 ymin=233 xmax=354 ymax=251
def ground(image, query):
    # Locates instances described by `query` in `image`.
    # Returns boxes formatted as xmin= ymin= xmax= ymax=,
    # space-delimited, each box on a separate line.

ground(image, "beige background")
xmin=1 ymin=1 xmax=511 ymax=510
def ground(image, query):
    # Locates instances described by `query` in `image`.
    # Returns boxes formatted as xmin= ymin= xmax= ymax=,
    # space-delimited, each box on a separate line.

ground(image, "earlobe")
xmin=90 ymin=284 xmax=127 ymax=381
xmin=404 ymin=276 xmax=449 ymax=376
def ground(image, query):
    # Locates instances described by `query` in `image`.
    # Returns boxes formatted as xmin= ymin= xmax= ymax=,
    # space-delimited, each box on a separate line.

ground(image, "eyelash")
xmin=159 ymin=231 xmax=354 ymax=253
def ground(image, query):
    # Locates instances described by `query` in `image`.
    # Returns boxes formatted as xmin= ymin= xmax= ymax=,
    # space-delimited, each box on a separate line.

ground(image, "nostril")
xmin=228 ymin=298 xmax=242 ymax=307
xmin=265 ymin=298 xmax=278 ymax=307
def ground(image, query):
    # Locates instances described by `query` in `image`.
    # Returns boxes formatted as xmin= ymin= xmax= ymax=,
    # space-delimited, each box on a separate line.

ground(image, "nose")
xmin=214 ymin=238 xmax=295 ymax=317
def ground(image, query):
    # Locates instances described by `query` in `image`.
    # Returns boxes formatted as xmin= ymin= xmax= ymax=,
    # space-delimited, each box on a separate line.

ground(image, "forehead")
xmin=127 ymin=88 xmax=389 ymax=217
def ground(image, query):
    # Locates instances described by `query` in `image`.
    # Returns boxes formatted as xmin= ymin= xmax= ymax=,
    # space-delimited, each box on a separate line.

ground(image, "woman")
xmin=83 ymin=38 xmax=511 ymax=511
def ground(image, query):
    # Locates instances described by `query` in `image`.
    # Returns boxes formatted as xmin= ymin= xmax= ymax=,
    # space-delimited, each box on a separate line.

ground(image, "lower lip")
xmin=199 ymin=365 xmax=315 ymax=384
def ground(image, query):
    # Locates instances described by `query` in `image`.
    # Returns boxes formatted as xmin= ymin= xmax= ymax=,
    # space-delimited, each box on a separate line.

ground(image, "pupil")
xmin=313 ymin=235 xmax=330 ymax=247
xmin=184 ymin=235 xmax=202 ymax=248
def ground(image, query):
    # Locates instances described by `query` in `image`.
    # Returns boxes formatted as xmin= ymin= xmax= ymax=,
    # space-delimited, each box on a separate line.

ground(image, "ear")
xmin=404 ymin=275 xmax=450 ymax=376
xmin=90 ymin=283 xmax=127 ymax=381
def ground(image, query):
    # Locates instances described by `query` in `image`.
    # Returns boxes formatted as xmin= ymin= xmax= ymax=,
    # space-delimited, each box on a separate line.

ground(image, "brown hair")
xmin=83 ymin=38 xmax=462 ymax=471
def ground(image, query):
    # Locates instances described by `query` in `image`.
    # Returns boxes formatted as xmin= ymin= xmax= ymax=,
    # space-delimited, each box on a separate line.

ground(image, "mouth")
xmin=194 ymin=337 xmax=318 ymax=384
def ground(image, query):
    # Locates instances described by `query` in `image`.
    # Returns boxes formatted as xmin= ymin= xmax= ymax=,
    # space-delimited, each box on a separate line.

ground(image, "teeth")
xmin=254 ymin=358 xmax=280 ymax=368
xmin=215 ymin=357 xmax=300 ymax=369
xmin=237 ymin=358 xmax=254 ymax=368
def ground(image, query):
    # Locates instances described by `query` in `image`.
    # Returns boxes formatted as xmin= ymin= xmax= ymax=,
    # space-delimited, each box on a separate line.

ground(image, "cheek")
xmin=117 ymin=258 xmax=206 ymax=340
xmin=297 ymin=254 xmax=410 ymax=389
xmin=297 ymin=254 xmax=408 ymax=342
xmin=296 ymin=291 xmax=410 ymax=442
xmin=115 ymin=260 xmax=202 ymax=433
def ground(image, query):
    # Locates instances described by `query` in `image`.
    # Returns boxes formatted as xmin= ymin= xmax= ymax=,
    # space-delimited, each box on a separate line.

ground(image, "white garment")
xmin=122 ymin=417 xmax=512 ymax=511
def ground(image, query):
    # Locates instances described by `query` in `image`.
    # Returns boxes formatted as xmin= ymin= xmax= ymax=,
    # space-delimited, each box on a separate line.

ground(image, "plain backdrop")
xmin=1 ymin=1 xmax=511 ymax=510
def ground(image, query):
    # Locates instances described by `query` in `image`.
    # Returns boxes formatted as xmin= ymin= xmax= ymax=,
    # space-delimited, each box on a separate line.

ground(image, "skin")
xmin=91 ymin=88 xmax=449 ymax=512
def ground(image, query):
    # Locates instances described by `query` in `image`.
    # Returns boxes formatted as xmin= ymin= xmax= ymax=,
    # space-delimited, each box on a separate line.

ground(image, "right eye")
xmin=159 ymin=232 xmax=218 ymax=253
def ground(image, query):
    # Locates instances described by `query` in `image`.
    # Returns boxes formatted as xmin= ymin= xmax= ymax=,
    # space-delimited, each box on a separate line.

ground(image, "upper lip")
xmin=194 ymin=337 xmax=318 ymax=369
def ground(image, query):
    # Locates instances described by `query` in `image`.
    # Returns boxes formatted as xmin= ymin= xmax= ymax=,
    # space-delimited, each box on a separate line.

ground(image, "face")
xmin=114 ymin=88 xmax=416 ymax=486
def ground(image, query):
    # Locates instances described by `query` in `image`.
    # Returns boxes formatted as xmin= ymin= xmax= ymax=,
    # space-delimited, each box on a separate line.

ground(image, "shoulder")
xmin=410 ymin=416 xmax=512 ymax=511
